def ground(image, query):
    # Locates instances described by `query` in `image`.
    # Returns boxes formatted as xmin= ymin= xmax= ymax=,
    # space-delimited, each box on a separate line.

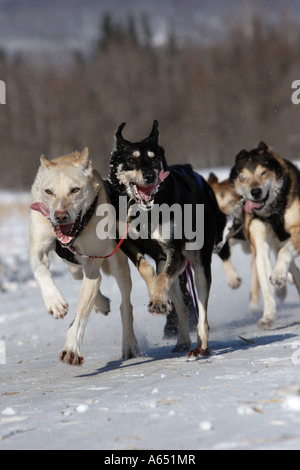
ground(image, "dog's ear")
xmin=258 ymin=141 xmax=269 ymax=154
xmin=40 ymin=155 xmax=56 ymax=169
xmin=143 ymin=120 xmax=159 ymax=145
xmin=207 ymin=172 xmax=218 ymax=185
xmin=73 ymin=147 xmax=92 ymax=170
xmin=230 ymin=149 xmax=248 ymax=182
xmin=235 ymin=149 xmax=248 ymax=163
xmin=114 ymin=122 xmax=131 ymax=150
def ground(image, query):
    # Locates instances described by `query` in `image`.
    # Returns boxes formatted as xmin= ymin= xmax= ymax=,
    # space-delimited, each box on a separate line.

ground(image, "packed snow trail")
xmin=1 ymin=185 xmax=300 ymax=450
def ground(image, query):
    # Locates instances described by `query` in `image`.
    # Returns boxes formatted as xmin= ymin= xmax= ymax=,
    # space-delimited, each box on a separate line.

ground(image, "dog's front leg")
xmin=30 ymin=239 xmax=69 ymax=319
xmin=249 ymin=219 xmax=276 ymax=329
xmin=109 ymin=251 xmax=139 ymax=359
xmin=270 ymin=240 xmax=298 ymax=289
xmin=149 ymin=250 xmax=185 ymax=314
xmin=60 ymin=260 xmax=101 ymax=365
xmin=120 ymin=240 xmax=157 ymax=299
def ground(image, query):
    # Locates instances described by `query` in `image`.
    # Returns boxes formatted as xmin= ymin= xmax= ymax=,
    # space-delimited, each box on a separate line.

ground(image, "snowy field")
xmin=1 ymin=169 xmax=300 ymax=450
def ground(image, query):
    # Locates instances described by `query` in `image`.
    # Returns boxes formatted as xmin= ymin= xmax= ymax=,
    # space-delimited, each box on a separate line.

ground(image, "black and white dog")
xmin=107 ymin=121 xmax=228 ymax=356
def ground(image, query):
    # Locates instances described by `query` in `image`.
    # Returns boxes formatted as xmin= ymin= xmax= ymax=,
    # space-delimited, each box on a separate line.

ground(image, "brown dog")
xmin=229 ymin=142 xmax=300 ymax=328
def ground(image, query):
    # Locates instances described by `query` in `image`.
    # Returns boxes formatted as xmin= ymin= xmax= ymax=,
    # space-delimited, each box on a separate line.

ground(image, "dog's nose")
xmin=251 ymin=187 xmax=263 ymax=199
xmin=143 ymin=172 xmax=156 ymax=185
xmin=55 ymin=209 xmax=69 ymax=224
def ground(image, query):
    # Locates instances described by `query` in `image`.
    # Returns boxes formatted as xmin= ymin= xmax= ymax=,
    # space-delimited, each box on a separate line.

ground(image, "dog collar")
xmin=68 ymin=194 xmax=99 ymax=246
xmin=30 ymin=194 xmax=99 ymax=263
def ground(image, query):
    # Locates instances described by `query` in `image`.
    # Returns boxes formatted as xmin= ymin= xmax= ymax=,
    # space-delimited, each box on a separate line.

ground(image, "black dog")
xmin=107 ymin=121 xmax=228 ymax=356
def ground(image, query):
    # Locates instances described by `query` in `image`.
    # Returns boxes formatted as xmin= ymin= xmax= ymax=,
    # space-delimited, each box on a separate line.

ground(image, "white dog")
xmin=30 ymin=148 xmax=139 ymax=365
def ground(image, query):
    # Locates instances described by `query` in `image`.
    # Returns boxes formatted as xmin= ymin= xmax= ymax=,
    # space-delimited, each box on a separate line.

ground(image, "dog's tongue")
xmin=137 ymin=185 xmax=156 ymax=201
xmin=136 ymin=169 xmax=170 ymax=202
xmin=30 ymin=202 xmax=50 ymax=218
xmin=244 ymin=199 xmax=264 ymax=214
xmin=158 ymin=169 xmax=170 ymax=183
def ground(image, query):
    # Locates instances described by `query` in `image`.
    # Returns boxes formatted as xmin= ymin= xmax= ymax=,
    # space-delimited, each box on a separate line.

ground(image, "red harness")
xmin=67 ymin=223 xmax=129 ymax=260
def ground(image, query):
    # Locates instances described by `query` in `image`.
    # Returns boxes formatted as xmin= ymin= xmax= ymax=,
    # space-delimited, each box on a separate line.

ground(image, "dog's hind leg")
xmin=60 ymin=259 xmax=102 ymax=365
xmin=218 ymin=240 xmax=242 ymax=290
xmin=289 ymin=260 xmax=300 ymax=301
xmin=249 ymin=248 xmax=261 ymax=313
xmin=188 ymin=255 xmax=211 ymax=357
xmin=109 ymin=251 xmax=139 ymax=359
xmin=169 ymin=279 xmax=191 ymax=353
xmin=68 ymin=264 xmax=83 ymax=280
xmin=67 ymin=263 xmax=110 ymax=315
xmin=94 ymin=292 xmax=111 ymax=316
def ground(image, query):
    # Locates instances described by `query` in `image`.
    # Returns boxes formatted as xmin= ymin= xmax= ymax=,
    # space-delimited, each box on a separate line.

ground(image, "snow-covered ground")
xmin=1 ymin=171 xmax=300 ymax=451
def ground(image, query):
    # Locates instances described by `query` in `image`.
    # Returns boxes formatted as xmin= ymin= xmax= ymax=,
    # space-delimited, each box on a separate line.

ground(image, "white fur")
xmin=30 ymin=149 xmax=139 ymax=365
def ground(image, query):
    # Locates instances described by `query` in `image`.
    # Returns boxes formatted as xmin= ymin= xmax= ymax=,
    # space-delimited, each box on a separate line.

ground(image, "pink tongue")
xmin=137 ymin=185 xmax=156 ymax=201
xmin=30 ymin=202 xmax=50 ymax=218
xmin=244 ymin=199 xmax=263 ymax=214
xmin=137 ymin=169 xmax=170 ymax=201
xmin=158 ymin=169 xmax=170 ymax=182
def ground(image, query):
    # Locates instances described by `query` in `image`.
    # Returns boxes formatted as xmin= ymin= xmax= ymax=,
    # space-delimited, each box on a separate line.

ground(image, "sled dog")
xmin=108 ymin=120 xmax=229 ymax=356
xmin=230 ymin=141 xmax=300 ymax=328
xmin=207 ymin=172 xmax=244 ymax=290
xmin=30 ymin=148 xmax=139 ymax=365
xmin=207 ymin=172 xmax=263 ymax=311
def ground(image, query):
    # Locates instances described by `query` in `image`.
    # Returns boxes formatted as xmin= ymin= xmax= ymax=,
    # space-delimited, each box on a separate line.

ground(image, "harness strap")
xmin=52 ymin=192 xmax=128 ymax=262
xmin=67 ymin=194 xmax=99 ymax=247
xmin=67 ymin=223 xmax=129 ymax=260
xmin=185 ymin=260 xmax=199 ymax=322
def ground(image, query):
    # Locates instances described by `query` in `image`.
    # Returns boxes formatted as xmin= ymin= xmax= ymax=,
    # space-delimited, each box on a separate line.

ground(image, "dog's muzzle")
xmin=53 ymin=211 xmax=83 ymax=246
xmin=128 ymin=169 xmax=170 ymax=207
xmin=243 ymin=191 xmax=269 ymax=214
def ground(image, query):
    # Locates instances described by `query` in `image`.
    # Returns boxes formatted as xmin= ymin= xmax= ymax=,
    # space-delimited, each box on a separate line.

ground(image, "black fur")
xmin=107 ymin=120 xmax=229 ymax=362
xmin=108 ymin=121 xmax=227 ymax=279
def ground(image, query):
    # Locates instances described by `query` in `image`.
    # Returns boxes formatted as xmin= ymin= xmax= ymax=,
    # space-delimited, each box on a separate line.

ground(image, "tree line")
xmin=0 ymin=13 xmax=300 ymax=189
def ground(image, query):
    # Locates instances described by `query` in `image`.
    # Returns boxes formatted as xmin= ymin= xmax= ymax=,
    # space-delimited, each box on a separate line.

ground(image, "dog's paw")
xmin=122 ymin=342 xmax=140 ymax=360
xmin=275 ymin=284 xmax=287 ymax=302
xmin=188 ymin=347 xmax=210 ymax=358
xmin=45 ymin=293 xmax=69 ymax=319
xmin=258 ymin=317 xmax=274 ymax=330
xmin=148 ymin=298 xmax=170 ymax=315
xmin=270 ymin=270 xmax=287 ymax=289
xmin=227 ymin=274 xmax=242 ymax=290
xmin=94 ymin=293 xmax=111 ymax=316
xmin=59 ymin=350 xmax=84 ymax=366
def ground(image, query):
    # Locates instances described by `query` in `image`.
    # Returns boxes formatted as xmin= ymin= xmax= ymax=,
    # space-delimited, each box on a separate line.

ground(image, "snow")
xmin=1 ymin=172 xmax=300 ymax=450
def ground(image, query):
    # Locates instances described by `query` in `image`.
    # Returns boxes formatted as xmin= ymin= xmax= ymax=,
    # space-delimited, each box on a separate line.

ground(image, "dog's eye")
xmin=45 ymin=189 xmax=53 ymax=195
xmin=127 ymin=158 xmax=135 ymax=165
xmin=239 ymin=174 xmax=248 ymax=182
xmin=71 ymin=188 xmax=81 ymax=194
xmin=152 ymin=156 xmax=160 ymax=164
